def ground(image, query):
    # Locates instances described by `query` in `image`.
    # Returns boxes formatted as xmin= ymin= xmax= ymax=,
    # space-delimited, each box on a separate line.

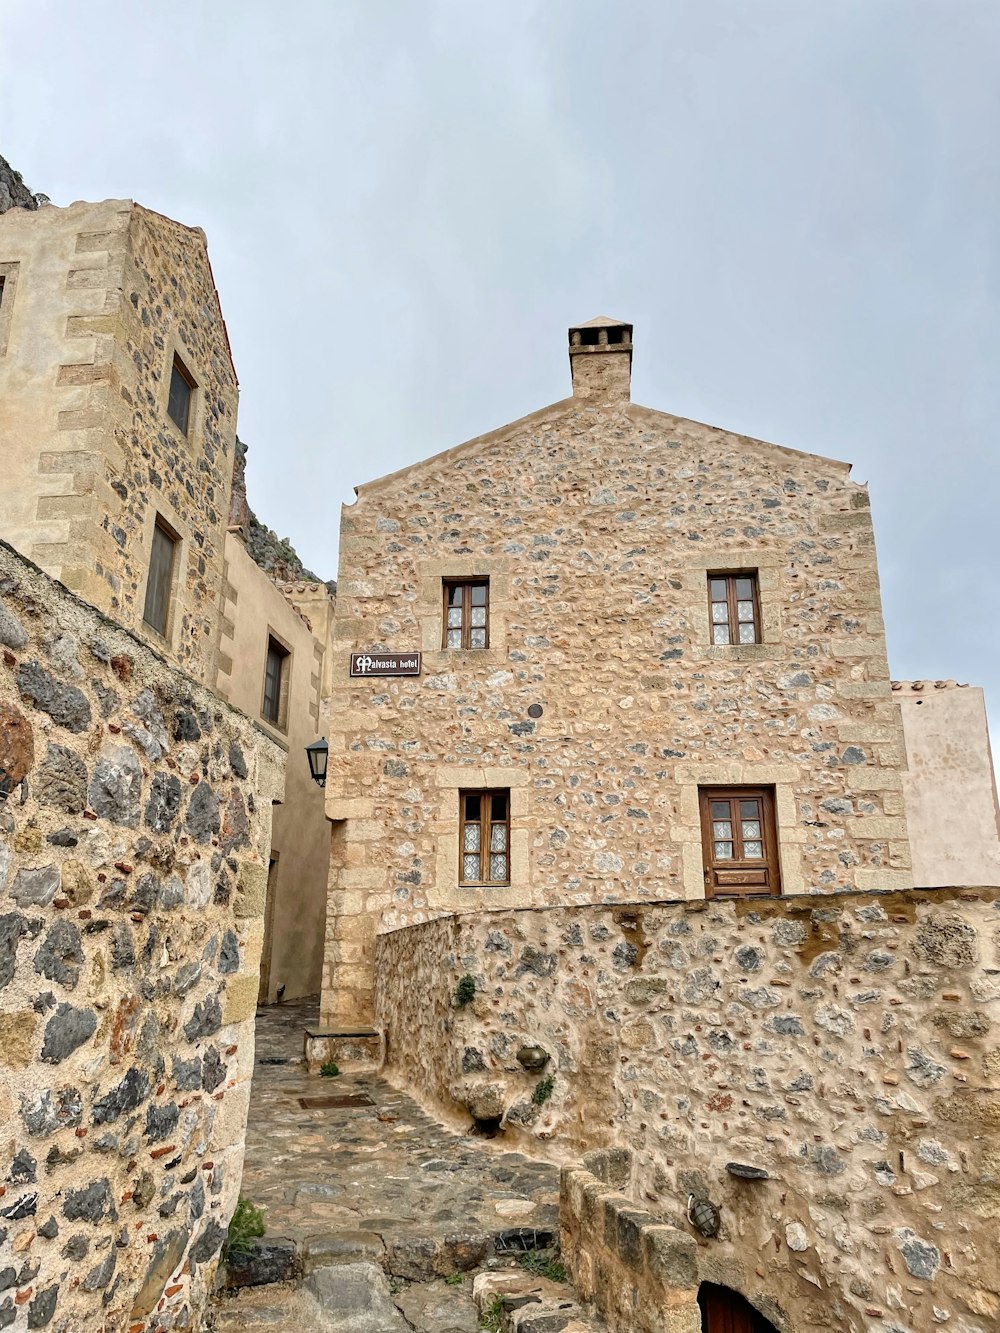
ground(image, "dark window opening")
xmin=443 ymin=580 xmax=490 ymax=649
xmin=167 ymin=354 xmax=195 ymax=435
xmin=262 ymin=636 xmax=290 ymax=728
xmin=142 ymin=518 xmax=177 ymax=637
xmin=577 ymin=325 xmax=627 ymax=345
xmin=699 ymin=1282 xmax=780 ymax=1333
xmin=460 ymin=789 xmax=510 ymax=885
xmin=708 ymin=572 xmax=760 ymax=645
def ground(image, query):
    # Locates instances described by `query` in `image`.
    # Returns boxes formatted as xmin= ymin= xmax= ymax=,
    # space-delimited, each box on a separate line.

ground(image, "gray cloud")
xmin=3 ymin=0 xmax=998 ymax=726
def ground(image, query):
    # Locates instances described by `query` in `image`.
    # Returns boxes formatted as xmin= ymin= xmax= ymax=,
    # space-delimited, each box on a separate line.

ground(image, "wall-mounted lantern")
xmin=687 ymin=1194 xmax=721 ymax=1238
xmin=305 ymin=737 xmax=329 ymax=788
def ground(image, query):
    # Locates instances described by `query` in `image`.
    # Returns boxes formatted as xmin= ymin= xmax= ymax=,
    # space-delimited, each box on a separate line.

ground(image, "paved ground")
xmin=208 ymin=1001 xmax=570 ymax=1332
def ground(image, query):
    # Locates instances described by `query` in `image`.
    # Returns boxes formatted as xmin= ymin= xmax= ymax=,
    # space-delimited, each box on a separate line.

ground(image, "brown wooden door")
xmin=699 ymin=1283 xmax=779 ymax=1333
xmin=699 ymin=788 xmax=780 ymax=898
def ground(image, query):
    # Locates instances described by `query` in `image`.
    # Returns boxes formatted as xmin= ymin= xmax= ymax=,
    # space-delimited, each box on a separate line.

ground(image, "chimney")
xmin=568 ymin=316 xmax=632 ymax=401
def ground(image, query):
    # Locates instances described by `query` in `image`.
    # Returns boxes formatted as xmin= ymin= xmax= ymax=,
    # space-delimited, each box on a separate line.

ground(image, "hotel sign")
xmin=350 ymin=651 xmax=422 ymax=678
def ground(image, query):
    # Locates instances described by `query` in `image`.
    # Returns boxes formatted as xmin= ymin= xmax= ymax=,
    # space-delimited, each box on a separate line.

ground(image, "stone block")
xmin=0 ymin=1009 xmax=37 ymax=1068
xmin=224 ymin=1238 xmax=300 ymax=1288
xmin=642 ymin=1225 xmax=698 ymax=1290
xmin=223 ymin=973 xmax=260 ymax=1026
xmin=234 ymin=862 xmax=268 ymax=919
xmin=302 ymin=1231 xmax=385 ymax=1270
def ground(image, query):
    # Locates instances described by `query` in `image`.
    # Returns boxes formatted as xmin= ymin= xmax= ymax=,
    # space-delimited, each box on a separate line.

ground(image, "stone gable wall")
xmin=0 ymin=199 xmax=238 ymax=686
xmin=0 ymin=540 xmax=283 ymax=1332
xmin=375 ymin=889 xmax=1000 ymax=1331
xmin=324 ymin=394 xmax=911 ymax=1024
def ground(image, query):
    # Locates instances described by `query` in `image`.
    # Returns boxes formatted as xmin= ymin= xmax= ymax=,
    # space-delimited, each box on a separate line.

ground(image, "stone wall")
xmin=0 ymin=539 xmax=283 ymax=1332
xmin=323 ymin=326 xmax=911 ymax=1026
xmin=375 ymin=888 xmax=1000 ymax=1331
xmin=560 ymin=1148 xmax=701 ymax=1333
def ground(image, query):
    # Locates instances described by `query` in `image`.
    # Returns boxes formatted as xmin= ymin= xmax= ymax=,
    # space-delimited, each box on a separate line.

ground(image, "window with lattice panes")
xmin=459 ymin=790 xmax=509 ymax=885
xmin=443 ymin=580 xmax=489 ymax=649
xmin=708 ymin=573 xmax=760 ymax=645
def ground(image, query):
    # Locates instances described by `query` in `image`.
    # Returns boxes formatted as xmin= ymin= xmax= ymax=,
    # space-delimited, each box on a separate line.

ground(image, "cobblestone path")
xmin=208 ymin=1002 xmax=573 ymax=1332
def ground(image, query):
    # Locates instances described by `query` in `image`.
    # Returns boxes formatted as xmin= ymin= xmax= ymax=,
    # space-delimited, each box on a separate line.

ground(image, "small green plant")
xmin=319 ymin=1059 xmax=340 ymax=1077
xmin=225 ymin=1197 xmax=265 ymax=1259
xmin=479 ymin=1295 xmax=506 ymax=1332
xmin=531 ymin=1074 xmax=555 ymax=1106
xmin=518 ymin=1250 xmax=566 ymax=1282
xmin=388 ymin=1276 xmax=402 ymax=1295
xmin=444 ymin=1271 xmax=465 ymax=1286
xmin=454 ymin=974 xmax=476 ymax=1008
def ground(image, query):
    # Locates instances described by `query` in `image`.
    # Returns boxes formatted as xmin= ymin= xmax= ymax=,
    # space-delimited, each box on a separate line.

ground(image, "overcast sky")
xmin=3 ymin=1 xmax=998 ymax=728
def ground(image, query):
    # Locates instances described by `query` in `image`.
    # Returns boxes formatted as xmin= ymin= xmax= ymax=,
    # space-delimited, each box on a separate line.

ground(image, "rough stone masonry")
xmin=321 ymin=316 xmax=912 ymax=1029
xmin=0 ymin=539 xmax=283 ymax=1332
xmin=376 ymin=890 xmax=1000 ymax=1332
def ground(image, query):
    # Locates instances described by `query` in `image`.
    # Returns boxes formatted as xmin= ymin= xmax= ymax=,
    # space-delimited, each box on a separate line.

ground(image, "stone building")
xmin=324 ymin=318 xmax=1000 ymax=1332
xmin=321 ymin=316 xmax=919 ymax=1029
xmin=0 ymin=183 xmax=333 ymax=1002
xmin=219 ymin=459 xmax=335 ymax=1000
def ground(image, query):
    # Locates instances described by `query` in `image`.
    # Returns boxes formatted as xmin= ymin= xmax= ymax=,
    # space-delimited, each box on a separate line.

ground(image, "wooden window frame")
xmin=443 ymin=579 xmax=490 ymax=650
xmin=699 ymin=786 xmax=781 ymax=898
xmin=707 ymin=571 xmax=761 ymax=646
xmin=142 ymin=515 xmax=178 ymax=639
xmin=167 ymin=353 xmax=196 ymax=436
xmin=261 ymin=634 xmax=291 ymax=730
xmin=459 ymin=789 xmax=510 ymax=886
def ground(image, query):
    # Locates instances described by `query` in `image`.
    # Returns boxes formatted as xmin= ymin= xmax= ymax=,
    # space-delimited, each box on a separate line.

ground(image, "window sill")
xmin=424 ymin=647 xmax=507 ymax=668
xmin=257 ymin=717 xmax=290 ymax=752
xmin=138 ymin=620 xmax=171 ymax=648
xmin=701 ymin=644 xmax=784 ymax=662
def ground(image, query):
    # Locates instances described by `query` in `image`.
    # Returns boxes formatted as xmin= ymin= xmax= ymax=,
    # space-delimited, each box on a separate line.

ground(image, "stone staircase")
xmin=207 ymin=1020 xmax=608 ymax=1332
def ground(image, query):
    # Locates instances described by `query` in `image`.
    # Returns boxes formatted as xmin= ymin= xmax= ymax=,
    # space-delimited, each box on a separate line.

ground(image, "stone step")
xmin=304 ymin=1026 xmax=383 ymax=1072
xmin=473 ymin=1271 xmax=608 ymax=1333
xmin=223 ymin=1218 xmax=563 ymax=1288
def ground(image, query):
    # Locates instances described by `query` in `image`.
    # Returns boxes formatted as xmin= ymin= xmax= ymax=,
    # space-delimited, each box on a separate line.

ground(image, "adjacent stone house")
xmin=321 ymin=317 xmax=916 ymax=1028
xmin=0 ymin=189 xmax=334 ymax=1001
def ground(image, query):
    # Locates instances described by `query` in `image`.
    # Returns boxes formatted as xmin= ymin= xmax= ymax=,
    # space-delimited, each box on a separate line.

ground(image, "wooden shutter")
xmin=142 ymin=520 xmax=176 ymax=636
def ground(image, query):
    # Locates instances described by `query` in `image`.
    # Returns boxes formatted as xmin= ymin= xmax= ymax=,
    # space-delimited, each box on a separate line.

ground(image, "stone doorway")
xmin=699 ymin=1283 xmax=780 ymax=1333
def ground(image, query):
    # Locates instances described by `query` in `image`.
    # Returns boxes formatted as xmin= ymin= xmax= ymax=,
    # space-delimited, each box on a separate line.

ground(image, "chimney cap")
xmin=571 ymin=314 xmax=631 ymax=329
xmin=568 ymin=315 xmax=632 ymax=360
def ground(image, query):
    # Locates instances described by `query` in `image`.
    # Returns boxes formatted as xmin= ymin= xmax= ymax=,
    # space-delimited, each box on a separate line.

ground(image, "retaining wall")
xmin=0 ymin=541 xmax=283 ymax=1332
xmin=375 ymin=888 xmax=1000 ymax=1331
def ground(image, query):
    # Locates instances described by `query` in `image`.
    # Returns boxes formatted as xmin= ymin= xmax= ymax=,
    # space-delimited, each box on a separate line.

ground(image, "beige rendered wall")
xmin=321 ymin=330 xmax=912 ymax=1027
xmin=897 ymin=680 xmax=1000 ymax=886
xmin=218 ymin=533 xmax=332 ymax=1000
xmin=0 ymin=199 xmax=239 ymax=685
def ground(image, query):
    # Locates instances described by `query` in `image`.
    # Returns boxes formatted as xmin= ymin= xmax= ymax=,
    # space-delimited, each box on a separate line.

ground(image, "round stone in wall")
xmin=527 ymin=703 xmax=543 ymax=719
